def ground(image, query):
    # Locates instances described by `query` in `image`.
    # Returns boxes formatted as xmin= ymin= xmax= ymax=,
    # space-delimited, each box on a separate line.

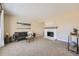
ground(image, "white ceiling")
xmin=2 ymin=3 xmax=79 ymax=20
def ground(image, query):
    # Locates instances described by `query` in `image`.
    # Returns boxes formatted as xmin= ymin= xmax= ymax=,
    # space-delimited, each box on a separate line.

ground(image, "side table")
xmin=68 ymin=34 xmax=79 ymax=54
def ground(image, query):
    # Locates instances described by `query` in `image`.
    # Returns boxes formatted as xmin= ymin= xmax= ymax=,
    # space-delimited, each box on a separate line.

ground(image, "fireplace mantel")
xmin=44 ymin=27 xmax=58 ymax=29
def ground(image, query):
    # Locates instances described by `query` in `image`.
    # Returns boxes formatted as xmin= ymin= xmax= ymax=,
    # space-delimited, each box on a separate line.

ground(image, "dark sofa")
xmin=13 ymin=32 xmax=27 ymax=41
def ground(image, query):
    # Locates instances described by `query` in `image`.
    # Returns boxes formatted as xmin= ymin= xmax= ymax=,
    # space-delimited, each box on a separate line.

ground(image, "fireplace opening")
xmin=47 ymin=32 xmax=54 ymax=37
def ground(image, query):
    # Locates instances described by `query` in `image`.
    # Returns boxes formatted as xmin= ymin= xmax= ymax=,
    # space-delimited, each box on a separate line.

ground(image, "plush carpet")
xmin=0 ymin=37 xmax=78 ymax=56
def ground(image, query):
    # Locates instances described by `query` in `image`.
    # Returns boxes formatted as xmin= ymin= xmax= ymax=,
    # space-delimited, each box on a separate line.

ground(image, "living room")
xmin=0 ymin=3 xmax=79 ymax=56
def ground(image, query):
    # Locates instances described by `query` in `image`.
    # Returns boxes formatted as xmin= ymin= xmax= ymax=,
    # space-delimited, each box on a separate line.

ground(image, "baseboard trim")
xmin=44 ymin=37 xmax=68 ymax=43
xmin=57 ymin=39 xmax=68 ymax=43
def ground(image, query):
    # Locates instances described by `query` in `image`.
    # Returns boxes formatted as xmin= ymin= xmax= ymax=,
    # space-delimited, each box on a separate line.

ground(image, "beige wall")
xmin=4 ymin=15 xmax=44 ymax=37
xmin=31 ymin=21 xmax=44 ymax=37
xmin=56 ymin=12 xmax=79 ymax=42
xmin=4 ymin=15 xmax=17 ymax=36
xmin=4 ymin=15 xmax=31 ymax=36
